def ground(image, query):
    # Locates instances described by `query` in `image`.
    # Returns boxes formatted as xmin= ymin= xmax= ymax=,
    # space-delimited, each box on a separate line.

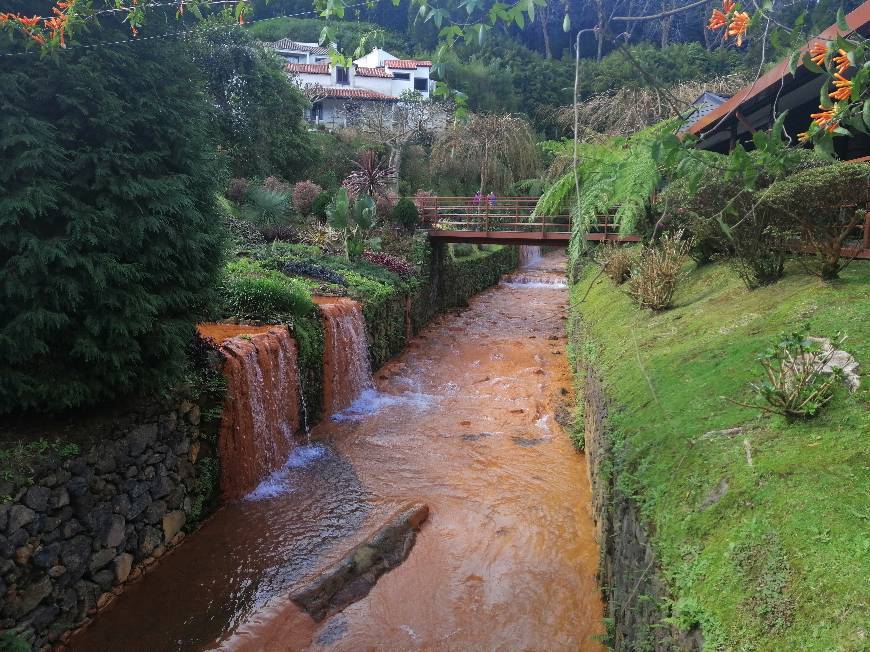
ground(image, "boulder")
xmin=104 ymin=515 xmax=126 ymax=548
xmin=112 ymin=553 xmax=133 ymax=584
xmin=290 ymin=501 xmax=429 ymax=621
xmin=23 ymin=486 xmax=51 ymax=512
xmin=162 ymin=511 xmax=186 ymax=542
xmin=7 ymin=505 xmax=36 ymax=532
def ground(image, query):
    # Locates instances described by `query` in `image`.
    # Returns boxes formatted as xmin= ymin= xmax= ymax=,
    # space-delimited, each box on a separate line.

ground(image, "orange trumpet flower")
xmin=832 ymin=49 xmax=851 ymax=75
xmin=728 ymin=11 xmax=750 ymax=46
xmin=707 ymin=9 xmax=727 ymax=30
xmin=829 ymin=73 xmax=853 ymax=102
xmin=809 ymin=42 xmax=828 ymax=67
xmin=722 ymin=0 xmax=735 ymax=13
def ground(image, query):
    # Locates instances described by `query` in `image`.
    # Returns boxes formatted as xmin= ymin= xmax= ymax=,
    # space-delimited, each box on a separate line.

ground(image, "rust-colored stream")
xmin=70 ymin=252 xmax=604 ymax=651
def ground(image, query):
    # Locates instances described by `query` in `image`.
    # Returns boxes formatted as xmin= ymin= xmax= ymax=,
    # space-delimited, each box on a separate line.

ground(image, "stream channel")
xmin=70 ymin=251 xmax=604 ymax=651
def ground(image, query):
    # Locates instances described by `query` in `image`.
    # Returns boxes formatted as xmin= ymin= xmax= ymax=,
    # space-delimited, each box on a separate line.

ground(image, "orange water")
xmin=70 ymin=252 xmax=604 ymax=651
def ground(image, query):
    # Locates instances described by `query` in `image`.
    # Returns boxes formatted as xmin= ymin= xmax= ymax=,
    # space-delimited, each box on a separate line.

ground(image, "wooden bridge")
xmin=418 ymin=196 xmax=641 ymax=246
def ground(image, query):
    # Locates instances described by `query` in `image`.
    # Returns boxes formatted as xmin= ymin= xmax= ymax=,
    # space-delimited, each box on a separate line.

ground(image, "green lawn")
xmin=571 ymin=259 xmax=869 ymax=651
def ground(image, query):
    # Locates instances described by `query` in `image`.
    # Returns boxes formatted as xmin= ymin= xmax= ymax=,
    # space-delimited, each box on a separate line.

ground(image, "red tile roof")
xmin=286 ymin=63 xmax=330 ymax=75
xmin=322 ymin=87 xmax=396 ymax=100
xmin=355 ymin=66 xmax=395 ymax=78
xmin=384 ymin=59 xmax=432 ymax=69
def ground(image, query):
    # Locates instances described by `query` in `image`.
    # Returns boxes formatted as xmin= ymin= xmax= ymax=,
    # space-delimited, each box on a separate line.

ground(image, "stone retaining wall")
xmin=575 ymin=319 xmax=701 ymax=651
xmin=0 ymin=400 xmax=207 ymax=649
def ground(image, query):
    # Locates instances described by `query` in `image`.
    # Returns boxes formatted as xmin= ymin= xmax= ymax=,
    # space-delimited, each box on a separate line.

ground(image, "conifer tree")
xmin=0 ymin=34 xmax=225 ymax=413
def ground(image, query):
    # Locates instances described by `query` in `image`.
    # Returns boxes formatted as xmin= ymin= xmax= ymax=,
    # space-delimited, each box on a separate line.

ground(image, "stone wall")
xmin=0 ymin=399 xmax=210 ymax=649
xmin=575 ymin=320 xmax=702 ymax=652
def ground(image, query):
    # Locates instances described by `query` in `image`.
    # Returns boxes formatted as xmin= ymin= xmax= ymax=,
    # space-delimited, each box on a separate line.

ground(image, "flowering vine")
xmin=708 ymin=2 xmax=869 ymax=147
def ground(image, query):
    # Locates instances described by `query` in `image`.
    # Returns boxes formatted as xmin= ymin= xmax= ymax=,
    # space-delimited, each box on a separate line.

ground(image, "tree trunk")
xmin=539 ymin=9 xmax=552 ymax=59
xmin=595 ymin=0 xmax=606 ymax=61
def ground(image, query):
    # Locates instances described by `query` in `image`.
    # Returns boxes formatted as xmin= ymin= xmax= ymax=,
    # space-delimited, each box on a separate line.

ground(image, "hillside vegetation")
xmin=571 ymin=259 xmax=869 ymax=650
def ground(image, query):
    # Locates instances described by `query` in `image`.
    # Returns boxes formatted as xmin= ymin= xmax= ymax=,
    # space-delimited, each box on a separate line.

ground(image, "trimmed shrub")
xmin=0 ymin=37 xmax=225 ymax=414
xmin=292 ymin=180 xmax=322 ymax=216
xmin=391 ymin=197 xmax=420 ymax=231
xmin=219 ymin=258 xmax=314 ymax=320
xmin=760 ymin=162 xmax=870 ymax=280
xmin=628 ymin=231 xmax=689 ymax=310
xmin=312 ymin=191 xmax=333 ymax=221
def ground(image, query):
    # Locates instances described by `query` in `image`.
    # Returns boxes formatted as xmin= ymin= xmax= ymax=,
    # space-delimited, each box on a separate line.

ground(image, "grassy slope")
xmin=572 ymin=260 xmax=869 ymax=651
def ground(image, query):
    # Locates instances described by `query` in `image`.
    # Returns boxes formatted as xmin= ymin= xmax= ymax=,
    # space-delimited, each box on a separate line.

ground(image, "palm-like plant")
xmin=343 ymin=150 xmax=396 ymax=199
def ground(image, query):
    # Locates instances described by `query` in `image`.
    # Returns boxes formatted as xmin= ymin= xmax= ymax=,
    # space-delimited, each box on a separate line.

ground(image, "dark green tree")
xmin=0 ymin=34 xmax=225 ymax=413
xmin=187 ymin=17 xmax=314 ymax=180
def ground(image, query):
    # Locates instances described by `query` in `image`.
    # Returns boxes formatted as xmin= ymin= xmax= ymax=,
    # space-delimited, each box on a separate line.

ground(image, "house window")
xmin=336 ymin=66 xmax=350 ymax=85
xmin=413 ymin=77 xmax=428 ymax=92
xmin=393 ymin=72 xmax=410 ymax=80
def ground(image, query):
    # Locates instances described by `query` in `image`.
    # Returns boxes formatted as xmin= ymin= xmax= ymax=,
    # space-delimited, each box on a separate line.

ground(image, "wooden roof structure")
xmin=688 ymin=1 xmax=870 ymax=157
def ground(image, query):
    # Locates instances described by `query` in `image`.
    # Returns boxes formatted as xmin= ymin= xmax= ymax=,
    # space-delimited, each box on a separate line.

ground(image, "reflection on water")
xmin=71 ymin=251 xmax=604 ymax=652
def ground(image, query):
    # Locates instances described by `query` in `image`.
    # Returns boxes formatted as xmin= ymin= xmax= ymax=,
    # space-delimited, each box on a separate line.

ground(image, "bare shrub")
xmin=597 ymin=243 xmax=635 ymax=285
xmin=628 ymin=231 xmax=689 ymax=310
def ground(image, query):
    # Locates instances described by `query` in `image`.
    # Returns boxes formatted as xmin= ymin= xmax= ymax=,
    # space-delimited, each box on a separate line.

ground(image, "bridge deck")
xmin=419 ymin=196 xmax=639 ymax=246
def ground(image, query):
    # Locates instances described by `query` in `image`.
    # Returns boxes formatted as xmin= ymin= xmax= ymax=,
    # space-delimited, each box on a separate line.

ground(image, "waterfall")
xmin=518 ymin=245 xmax=542 ymax=268
xmin=215 ymin=327 xmax=302 ymax=500
xmin=317 ymin=298 xmax=373 ymax=416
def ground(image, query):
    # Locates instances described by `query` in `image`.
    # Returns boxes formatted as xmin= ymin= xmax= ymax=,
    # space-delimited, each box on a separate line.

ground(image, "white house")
xmin=267 ymin=41 xmax=434 ymax=128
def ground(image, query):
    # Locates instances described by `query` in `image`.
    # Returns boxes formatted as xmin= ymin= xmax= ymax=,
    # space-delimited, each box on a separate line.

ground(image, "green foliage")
xmin=760 ymin=162 xmax=870 ymax=279
xmin=245 ymin=15 xmax=412 ymax=56
xmin=0 ymin=631 xmax=30 ymax=652
xmin=312 ymin=191 xmax=333 ymax=220
xmin=391 ymin=197 xmax=420 ymax=231
xmin=219 ymin=258 xmax=314 ymax=320
xmin=570 ymin=259 xmax=869 ymax=650
xmin=536 ymin=127 xmax=665 ymax=261
xmin=451 ymin=243 xmax=477 ymax=259
xmin=188 ymin=456 xmax=219 ymax=526
xmin=0 ymin=35 xmax=225 ymax=414
xmin=240 ymin=186 xmax=293 ymax=227
xmin=729 ymin=327 xmax=848 ymax=421
xmin=291 ymin=313 xmax=325 ymax=426
xmin=187 ymin=18 xmax=313 ymax=180
xmin=0 ymin=439 xmax=80 ymax=488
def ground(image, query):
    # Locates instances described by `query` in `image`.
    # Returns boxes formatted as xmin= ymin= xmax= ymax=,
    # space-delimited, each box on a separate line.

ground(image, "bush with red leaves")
xmin=292 ymin=180 xmax=322 ymax=216
xmin=262 ymin=176 xmax=290 ymax=193
xmin=363 ymin=251 xmax=416 ymax=277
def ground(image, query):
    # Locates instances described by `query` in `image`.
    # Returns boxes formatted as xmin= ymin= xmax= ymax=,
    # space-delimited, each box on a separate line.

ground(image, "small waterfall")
xmin=317 ymin=298 xmax=373 ymax=416
xmin=216 ymin=327 xmax=302 ymax=500
xmin=518 ymin=245 xmax=542 ymax=268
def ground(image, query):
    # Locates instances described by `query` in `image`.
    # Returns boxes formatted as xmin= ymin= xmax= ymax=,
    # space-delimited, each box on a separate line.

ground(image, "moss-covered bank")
xmin=569 ymin=258 xmax=869 ymax=651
